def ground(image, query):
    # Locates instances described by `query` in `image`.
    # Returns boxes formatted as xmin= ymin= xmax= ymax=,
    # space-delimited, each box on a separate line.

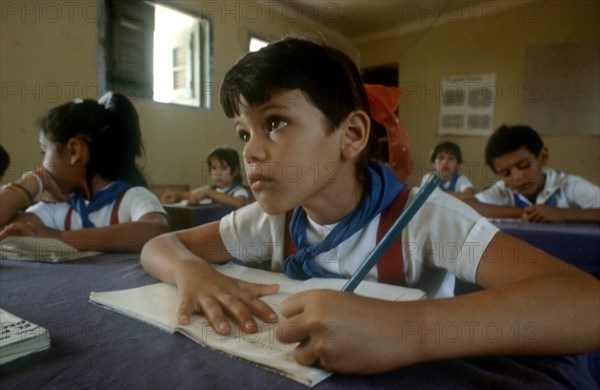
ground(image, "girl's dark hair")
xmin=37 ymin=92 xmax=147 ymax=187
xmin=220 ymin=37 xmax=376 ymax=177
xmin=431 ymin=141 xmax=463 ymax=164
xmin=207 ymin=146 xmax=242 ymax=184
xmin=485 ymin=125 xmax=544 ymax=171
xmin=0 ymin=145 xmax=9 ymax=178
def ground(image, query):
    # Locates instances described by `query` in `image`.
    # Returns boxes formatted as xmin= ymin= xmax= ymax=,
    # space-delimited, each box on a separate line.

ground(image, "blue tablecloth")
xmin=1 ymin=253 xmax=598 ymax=388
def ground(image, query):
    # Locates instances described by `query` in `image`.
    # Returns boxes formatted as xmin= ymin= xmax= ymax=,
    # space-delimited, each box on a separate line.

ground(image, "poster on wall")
xmin=438 ymin=74 xmax=496 ymax=136
xmin=522 ymin=41 xmax=599 ymax=136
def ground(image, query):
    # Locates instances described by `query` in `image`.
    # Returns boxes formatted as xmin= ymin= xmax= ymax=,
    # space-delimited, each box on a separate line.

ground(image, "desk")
xmin=493 ymin=221 xmax=600 ymax=277
xmin=164 ymin=203 xmax=236 ymax=230
xmin=1 ymin=254 xmax=598 ymax=388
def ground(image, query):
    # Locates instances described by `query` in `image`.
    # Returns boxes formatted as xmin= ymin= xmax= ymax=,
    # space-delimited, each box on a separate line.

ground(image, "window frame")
xmin=97 ymin=0 xmax=212 ymax=109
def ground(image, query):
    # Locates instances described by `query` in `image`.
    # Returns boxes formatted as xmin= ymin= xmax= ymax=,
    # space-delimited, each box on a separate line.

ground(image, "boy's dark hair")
xmin=220 ymin=37 xmax=375 ymax=177
xmin=207 ymin=146 xmax=242 ymax=184
xmin=431 ymin=141 xmax=463 ymax=164
xmin=37 ymin=92 xmax=147 ymax=187
xmin=485 ymin=125 xmax=544 ymax=171
xmin=0 ymin=145 xmax=9 ymax=178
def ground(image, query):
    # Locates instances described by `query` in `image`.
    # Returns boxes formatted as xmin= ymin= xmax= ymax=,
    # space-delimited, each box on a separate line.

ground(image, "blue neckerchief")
xmin=224 ymin=183 xmax=241 ymax=194
xmin=513 ymin=191 xmax=558 ymax=208
xmin=211 ymin=183 xmax=241 ymax=194
xmin=439 ymin=172 xmax=459 ymax=192
xmin=281 ymin=162 xmax=406 ymax=280
xmin=70 ymin=180 xmax=131 ymax=228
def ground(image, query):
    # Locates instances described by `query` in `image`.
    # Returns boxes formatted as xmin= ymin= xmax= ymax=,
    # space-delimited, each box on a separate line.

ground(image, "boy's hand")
xmin=276 ymin=289 xmax=413 ymax=374
xmin=523 ymin=205 xmax=565 ymax=223
xmin=175 ymin=261 xmax=279 ymax=335
xmin=0 ymin=220 xmax=61 ymax=241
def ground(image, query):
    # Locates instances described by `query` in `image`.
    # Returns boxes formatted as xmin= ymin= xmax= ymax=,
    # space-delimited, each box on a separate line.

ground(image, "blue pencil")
xmin=341 ymin=173 xmax=441 ymax=292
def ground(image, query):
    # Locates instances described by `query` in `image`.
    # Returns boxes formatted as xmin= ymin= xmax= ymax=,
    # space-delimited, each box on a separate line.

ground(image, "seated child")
xmin=0 ymin=92 xmax=170 ymax=251
xmin=161 ymin=146 xmax=249 ymax=208
xmin=140 ymin=38 xmax=598 ymax=374
xmin=421 ymin=141 xmax=475 ymax=199
xmin=466 ymin=125 xmax=600 ymax=223
xmin=0 ymin=145 xmax=9 ymax=180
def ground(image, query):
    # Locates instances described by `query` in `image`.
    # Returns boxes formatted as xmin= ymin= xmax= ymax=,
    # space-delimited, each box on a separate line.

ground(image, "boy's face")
xmin=433 ymin=151 xmax=459 ymax=181
xmin=233 ymin=90 xmax=349 ymax=216
xmin=492 ymin=146 xmax=548 ymax=200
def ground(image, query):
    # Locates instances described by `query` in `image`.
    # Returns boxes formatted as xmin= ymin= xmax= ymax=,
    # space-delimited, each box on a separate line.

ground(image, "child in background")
xmin=466 ymin=125 xmax=600 ymax=223
xmin=160 ymin=146 xmax=249 ymax=208
xmin=0 ymin=145 xmax=9 ymax=180
xmin=140 ymin=38 xmax=598 ymax=374
xmin=421 ymin=141 xmax=475 ymax=199
xmin=0 ymin=92 xmax=170 ymax=251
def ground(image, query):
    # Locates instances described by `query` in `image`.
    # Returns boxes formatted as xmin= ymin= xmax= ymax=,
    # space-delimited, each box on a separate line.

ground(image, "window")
xmin=98 ymin=0 xmax=211 ymax=108
xmin=249 ymin=36 xmax=269 ymax=52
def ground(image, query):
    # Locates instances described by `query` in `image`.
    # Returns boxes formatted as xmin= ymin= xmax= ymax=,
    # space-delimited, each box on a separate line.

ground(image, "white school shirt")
xmin=26 ymin=186 xmax=166 ymax=230
xmin=421 ymin=172 xmax=474 ymax=193
xmin=475 ymin=167 xmax=600 ymax=208
xmin=219 ymin=188 xmax=498 ymax=299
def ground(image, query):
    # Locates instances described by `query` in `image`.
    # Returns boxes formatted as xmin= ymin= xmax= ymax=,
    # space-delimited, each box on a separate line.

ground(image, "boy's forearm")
xmin=396 ymin=269 xmax=599 ymax=364
xmin=462 ymin=198 xmax=523 ymax=219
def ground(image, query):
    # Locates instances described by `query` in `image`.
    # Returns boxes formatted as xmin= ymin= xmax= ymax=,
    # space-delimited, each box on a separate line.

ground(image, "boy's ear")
xmin=340 ymin=110 xmax=370 ymax=160
xmin=538 ymin=146 xmax=549 ymax=166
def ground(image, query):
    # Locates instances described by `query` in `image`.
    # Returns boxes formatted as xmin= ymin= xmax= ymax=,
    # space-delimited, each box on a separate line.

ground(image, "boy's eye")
xmin=269 ymin=117 xmax=288 ymax=131
xmin=516 ymin=160 xmax=533 ymax=170
xmin=238 ymin=130 xmax=250 ymax=143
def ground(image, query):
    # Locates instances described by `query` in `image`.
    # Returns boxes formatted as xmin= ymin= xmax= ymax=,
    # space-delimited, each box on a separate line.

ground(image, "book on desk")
xmin=90 ymin=262 xmax=426 ymax=387
xmin=0 ymin=308 xmax=51 ymax=365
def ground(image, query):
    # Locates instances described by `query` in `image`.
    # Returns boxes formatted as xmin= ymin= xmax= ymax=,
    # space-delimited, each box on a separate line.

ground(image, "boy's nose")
xmin=243 ymin=134 xmax=267 ymax=163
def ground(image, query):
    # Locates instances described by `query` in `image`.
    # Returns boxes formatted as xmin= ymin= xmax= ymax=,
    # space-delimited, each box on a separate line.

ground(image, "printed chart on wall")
xmin=438 ymin=74 xmax=496 ymax=136
xmin=522 ymin=41 xmax=599 ymax=136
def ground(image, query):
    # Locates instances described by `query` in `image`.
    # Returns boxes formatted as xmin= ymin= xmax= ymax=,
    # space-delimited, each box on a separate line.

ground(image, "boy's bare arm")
xmin=524 ymin=205 xmax=600 ymax=223
xmin=140 ymin=221 xmax=279 ymax=334
xmin=276 ymin=232 xmax=599 ymax=373
xmin=462 ymin=197 xmax=524 ymax=219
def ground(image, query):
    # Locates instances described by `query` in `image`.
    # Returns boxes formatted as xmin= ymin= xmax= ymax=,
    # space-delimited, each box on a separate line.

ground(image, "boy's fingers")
xmin=276 ymin=314 xmax=309 ymax=344
xmin=217 ymin=294 xmax=258 ymax=333
xmin=279 ymin=291 xmax=308 ymax=318
xmin=199 ymin=297 xmax=232 ymax=335
xmin=176 ymin=296 xmax=196 ymax=325
xmin=291 ymin=339 xmax=320 ymax=367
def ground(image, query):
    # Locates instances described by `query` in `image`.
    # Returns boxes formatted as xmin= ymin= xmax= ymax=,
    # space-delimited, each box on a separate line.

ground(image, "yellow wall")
xmin=0 ymin=0 xmax=345 ymax=187
xmin=1 ymin=0 xmax=598 ymax=191
xmin=356 ymin=0 xmax=600 ymax=189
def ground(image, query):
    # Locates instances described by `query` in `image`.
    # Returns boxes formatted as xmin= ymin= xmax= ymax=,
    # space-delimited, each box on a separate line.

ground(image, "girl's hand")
xmin=175 ymin=260 xmax=279 ymax=335
xmin=34 ymin=167 xmax=69 ymax=202
xmin=276 ymin=290 xmax=415 ymax=374
xmin=0 ymin=220 xmax=61 ymax=241
xmin=188 ymin=188 xmax=211 ymax=205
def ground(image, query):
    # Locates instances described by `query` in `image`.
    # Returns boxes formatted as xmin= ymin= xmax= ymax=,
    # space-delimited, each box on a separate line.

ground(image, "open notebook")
xmin=90 ymin=263 xmax=426 ymax=387
xmin=0 ymin=237 xmax=101 ymax=262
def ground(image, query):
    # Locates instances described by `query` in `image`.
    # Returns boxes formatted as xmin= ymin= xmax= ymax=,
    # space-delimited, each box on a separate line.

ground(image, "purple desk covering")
xmin=1 ymin=254 xmax=598 ymax=389
xmin=494 ymin=221 xmax=600 ymax=277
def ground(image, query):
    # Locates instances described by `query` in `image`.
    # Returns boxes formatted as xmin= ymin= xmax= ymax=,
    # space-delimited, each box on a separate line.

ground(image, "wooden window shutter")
xmin=104 ymin=0 xmax=154 ymax=98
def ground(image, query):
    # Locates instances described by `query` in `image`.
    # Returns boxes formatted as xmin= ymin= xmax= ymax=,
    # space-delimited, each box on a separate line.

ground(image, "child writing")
xmin=465 ymin=125 xmax=600 ymax=223
xmin=160 ymin=146 xmax=249 ymax=208
xmin=0 ymin=92 xmax=170 ymax=251
xmin=421 ymin=141 xmax=475 ymax=199
xmin=140 ymin=38 xmax=598 ymax=374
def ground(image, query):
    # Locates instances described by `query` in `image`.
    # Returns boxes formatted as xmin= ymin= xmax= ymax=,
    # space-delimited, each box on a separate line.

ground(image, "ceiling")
xmin=267 ymin=0 xmax=515 ymax=41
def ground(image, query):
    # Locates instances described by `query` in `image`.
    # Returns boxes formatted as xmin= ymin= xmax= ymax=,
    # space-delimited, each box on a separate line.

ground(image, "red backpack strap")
xmin=376 ymin=187 xmax=411 ymax=286
xmin=65 ymin=191 xmax=127 ymax=230
xmin=110 ymin=192 xmax=127 ymax=225
xmin=64 ymin=208 xmax=73 ymax=231
xmin=283 ymin=210 xmax=297 ymax=257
